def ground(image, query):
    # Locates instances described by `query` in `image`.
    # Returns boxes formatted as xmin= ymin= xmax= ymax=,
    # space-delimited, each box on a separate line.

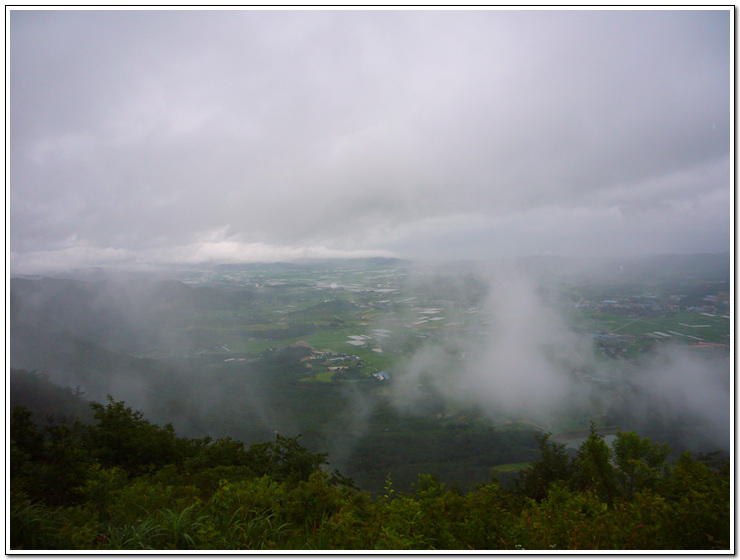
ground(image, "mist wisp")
xmin=389 ymin=265 xmax=597 ymax=424
xmin=387 ymin=263 xmax=731 ymax=450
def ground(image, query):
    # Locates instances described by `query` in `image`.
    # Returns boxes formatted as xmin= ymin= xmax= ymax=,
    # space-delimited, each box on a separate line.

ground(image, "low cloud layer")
xmin=460 ymin=270 xmax=592 ymax=416
xmin=391 ymin=266 xmax=596 ymax=422
xmin=388 ymin=265 xmax=730 ymax=449
xmin=9 ymin=238 xmax=392 ymax=275
xmin=9 ymin=9 xmax=731 ymax=273
xmin=631 ymin=346 xmax=731 ymax=450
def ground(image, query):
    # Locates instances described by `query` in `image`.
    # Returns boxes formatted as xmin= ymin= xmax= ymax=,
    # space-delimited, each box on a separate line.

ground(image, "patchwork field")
xmin=577 ymin=309 xmax=730 ymax=344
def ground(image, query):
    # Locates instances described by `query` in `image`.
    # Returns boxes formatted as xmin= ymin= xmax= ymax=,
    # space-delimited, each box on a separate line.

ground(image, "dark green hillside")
xmin=9 ymin=376 xmax=729 ymax=551
xmin=10 ymin=369 xmax=95 ymax=425
xmin=344 ymin=420 xmax=540 ymax=495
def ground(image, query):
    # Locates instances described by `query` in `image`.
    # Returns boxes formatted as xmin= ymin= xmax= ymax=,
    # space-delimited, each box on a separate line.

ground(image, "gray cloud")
xmin=9 ymin=9 xmax=731 ymax=273
xmin=632 ymin=345 xmax=731 ymax=450
xmin=386 ymin=264 xmax=730 ymax=450
xmin=390 ymin=265 xmax=596 ymax=422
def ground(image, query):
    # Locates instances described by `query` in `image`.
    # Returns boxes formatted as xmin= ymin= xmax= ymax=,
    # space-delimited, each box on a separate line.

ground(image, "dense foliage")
xmin=10 ymin=390 xmax=729 ymax=551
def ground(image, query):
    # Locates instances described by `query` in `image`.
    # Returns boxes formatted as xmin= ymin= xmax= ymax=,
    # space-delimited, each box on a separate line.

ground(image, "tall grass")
xmin=105 ymin=516 xmax=164 ymax=549
xmin=10 ymin=499 xmax=61 ymax=550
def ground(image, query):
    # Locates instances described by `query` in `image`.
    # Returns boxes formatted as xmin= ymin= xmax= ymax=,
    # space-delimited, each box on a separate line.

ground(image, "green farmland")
xmin=578 ymin=309 xmax=730 ymax=344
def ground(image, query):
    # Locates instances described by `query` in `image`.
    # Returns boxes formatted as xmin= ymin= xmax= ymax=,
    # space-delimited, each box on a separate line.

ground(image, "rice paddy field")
xmin=576 ymin=309 xmax=730 ymax=344
xmin=174 ymin=261 xmax=729 ymax=387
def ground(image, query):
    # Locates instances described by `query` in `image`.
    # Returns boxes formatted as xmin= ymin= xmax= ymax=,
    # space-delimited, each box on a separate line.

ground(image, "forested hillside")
xmin=10 ymin=372 xmax=729 ymax=551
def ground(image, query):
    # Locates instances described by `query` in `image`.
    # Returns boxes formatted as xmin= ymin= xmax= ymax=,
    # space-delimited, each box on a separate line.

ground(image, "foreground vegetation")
xmin=10 ymin=394 xmax=729 ymax=551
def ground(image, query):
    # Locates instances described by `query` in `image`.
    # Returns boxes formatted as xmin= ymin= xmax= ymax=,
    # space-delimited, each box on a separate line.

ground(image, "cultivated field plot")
xmin=577 ymin=309 xmax=730 ymax=344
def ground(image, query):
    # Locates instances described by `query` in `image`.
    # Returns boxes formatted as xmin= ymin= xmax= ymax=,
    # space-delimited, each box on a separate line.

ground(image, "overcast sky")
xmin=9 ymin=8 xmax=732 ymax=273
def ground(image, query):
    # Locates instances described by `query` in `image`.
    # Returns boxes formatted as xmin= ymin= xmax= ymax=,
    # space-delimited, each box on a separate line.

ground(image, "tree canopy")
xmin=9 ymin=392 xmax=729 ymax=551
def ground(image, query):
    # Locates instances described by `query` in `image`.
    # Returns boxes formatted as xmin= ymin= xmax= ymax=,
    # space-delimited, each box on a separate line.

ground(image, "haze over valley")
xmin=10 ymin=253 xmax=731 ymax=492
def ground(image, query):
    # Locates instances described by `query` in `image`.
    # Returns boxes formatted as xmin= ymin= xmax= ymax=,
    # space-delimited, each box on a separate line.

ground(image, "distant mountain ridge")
xmin=511 ymin=252 xmax=730 ymax=283
xmin=9 ymin=253 xmax=727 ymax=282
